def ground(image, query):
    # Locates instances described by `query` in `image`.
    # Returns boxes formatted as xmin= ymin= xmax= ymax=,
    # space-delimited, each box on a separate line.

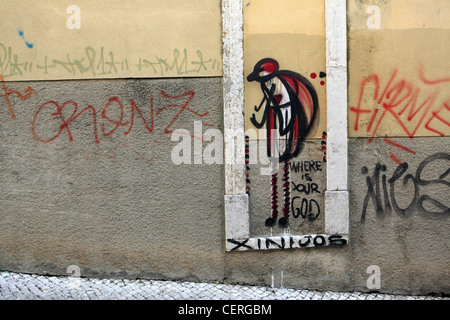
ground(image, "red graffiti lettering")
xmin=0 ymin=74 xmax=36 ymax=119
xmin=125 ymin=97 xmax=154 ymax=135
xmin=156 ymin=90 xmax=210 ymax=140
xmin=101 ymin=97 xmax=130 ymax=137
xmin=424 ymin=102 xmax=450 ymax=136
xmin=31 ymin=90 xmax=216 ymax=146
xmin=350 ymin=66 xmax=450 ymax=141
xmin=418 ymin=64 xmax=450 ymax=85
xmin=32 ymin=100 xmax=99 ymax=144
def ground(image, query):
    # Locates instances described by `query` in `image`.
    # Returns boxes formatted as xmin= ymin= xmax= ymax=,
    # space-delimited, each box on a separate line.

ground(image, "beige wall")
xmin=244 ymin=0 xmax=327 ymax=139
xmin=348 ymin=0 xmax=450 ymax=139
xmin=0 ymin=0 xmax=222 ymax=80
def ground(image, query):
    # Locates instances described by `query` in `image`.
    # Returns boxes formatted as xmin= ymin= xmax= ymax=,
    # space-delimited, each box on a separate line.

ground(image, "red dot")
xmin=310 ymin=73 xmax=317 ymax=79
xmin=320 ymin=81 xmax=325 ymax=86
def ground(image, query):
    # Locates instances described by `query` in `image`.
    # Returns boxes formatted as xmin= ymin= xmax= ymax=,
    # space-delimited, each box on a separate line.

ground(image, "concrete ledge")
xmin=223 ymin=0 xmax=350 ymax=252
xmin=325 ymin=190 xmax=350 ymax=235
xmin=226 ymin=234 xmax=348 ymax=252
xmin=224 ymin=194 xmax=250 ymax=240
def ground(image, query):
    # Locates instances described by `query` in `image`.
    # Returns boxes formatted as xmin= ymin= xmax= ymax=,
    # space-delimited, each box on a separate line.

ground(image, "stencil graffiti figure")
xmin=247 ymin=58 xmax=319 ymax=228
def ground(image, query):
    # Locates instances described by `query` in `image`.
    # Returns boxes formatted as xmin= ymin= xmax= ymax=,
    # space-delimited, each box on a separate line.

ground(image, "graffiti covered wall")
xmin=0 ymin=0 xmax=448 ymax=296
xmin=349 ymin=0 xmax=450 ymax=142
xmin=348 ymin=0 xmax=449 ymax=214
xmin=0 ymin=0 xmax=222 ymax=80
xmin=0 ymin=1 xmax=225 ymax=281
xmin=244 ymin=0 xmax=328 ymax=237
xmin=347 ymin=0 xmax=449 ymax=293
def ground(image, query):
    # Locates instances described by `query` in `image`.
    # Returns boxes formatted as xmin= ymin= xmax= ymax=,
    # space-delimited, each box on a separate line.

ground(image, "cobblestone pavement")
xmin=0 ymin=271 xmax=448 ymax=300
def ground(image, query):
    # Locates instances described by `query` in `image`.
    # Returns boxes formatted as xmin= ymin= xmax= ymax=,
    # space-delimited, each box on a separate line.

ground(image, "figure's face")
xmin=247 ymin=58 xmax=279 ymax=82
xmin=261 ymin=61 xmax=278 ymax=74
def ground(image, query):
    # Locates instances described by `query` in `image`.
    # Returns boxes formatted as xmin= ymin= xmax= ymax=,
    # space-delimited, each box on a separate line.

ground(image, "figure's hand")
xmin=250 ymin=114 xmax=264 ymax=128
xmin=254 ymin=96 xmax=266 ymax=112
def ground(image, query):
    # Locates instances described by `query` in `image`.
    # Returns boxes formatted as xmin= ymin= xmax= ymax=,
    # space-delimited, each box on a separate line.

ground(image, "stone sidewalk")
xmin=0 ymin=271 xmax=448 ymax=300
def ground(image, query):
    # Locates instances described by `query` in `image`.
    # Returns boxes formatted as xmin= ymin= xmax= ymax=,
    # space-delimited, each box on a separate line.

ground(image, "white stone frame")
xmin=223 ymin=0 xmax=349 ymax=251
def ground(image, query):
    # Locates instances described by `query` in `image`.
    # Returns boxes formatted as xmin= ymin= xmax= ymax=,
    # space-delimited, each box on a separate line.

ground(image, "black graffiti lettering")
xmin=227 ymin=235 xmax=348 ymax=251
xmin=289 ymin=160 xmax=322 ymax=173
xmin=360 ymin=153 xmax=450 ymax=222
xmin=291 ymin=196 xmax=320 ymax=221
xmin=313 ymin=235 xmax=326 ymax=246
xmin=308 ymin=199 xmax=320 ymax=221
xmin=328 ymin=235 xmax=348 ymax=246
xmin=382 ymin=169 xmax=392 ymax=217
xmin=290 ymin=162 xmax=322 ymax=223
xmin=361 ymin=164 xmax=385 ymax=222
xmin=415 ymin=153 xmax=450 ymax=214
xmin=389 ymin=170 xmax=419 ymax=217
xmin=311 ymin=183 xmax=320 ymax=194
xmin=281 ymin=237 xmax=286 ymax=249
xmin=299 ymin=235 xmax=312 ymax=247
xmin=418 ymin=195 xmax=450 ymax=214
xmin=292 ymin=182 xmax=320 ymax=195
xmin=227 ymin=239 xmax=253 ymax=251
xmin=415 ymin=153 xmax=450 ymax=187
xmin=292 ymin=196 xmax=305 ymax=218
xmin=265 ymin=238 xmax=283 ymax=249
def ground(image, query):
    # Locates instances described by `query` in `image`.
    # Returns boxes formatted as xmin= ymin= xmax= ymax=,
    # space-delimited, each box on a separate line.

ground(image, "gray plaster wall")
xmin=0 ymin=78 xmax=449 ymax=295
xmin=347 ymin=137 xmax=449 ymax=294
xmin=224 ymin=137 xmax=449 ymax=294
xmin=247 ymin=140 xmax=326 ymax=237
xmin=0 ymin=78 xmax=225 ymax=281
